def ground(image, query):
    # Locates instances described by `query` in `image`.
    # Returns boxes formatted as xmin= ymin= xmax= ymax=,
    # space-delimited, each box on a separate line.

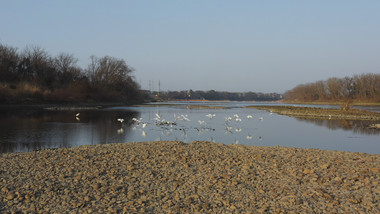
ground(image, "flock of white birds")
xmin=112 ymin=112 xmax=267 ymax=144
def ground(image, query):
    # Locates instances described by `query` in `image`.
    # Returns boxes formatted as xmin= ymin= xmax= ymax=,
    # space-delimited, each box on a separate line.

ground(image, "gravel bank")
xmin=1 ymin=141 xmax=379 ymax=213
xmin=246 ymin=105 xmax=380 ymax=120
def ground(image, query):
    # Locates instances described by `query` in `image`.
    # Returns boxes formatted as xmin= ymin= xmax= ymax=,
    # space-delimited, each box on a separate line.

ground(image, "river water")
xmin=1 ymin=102 xmax=379 ymax=154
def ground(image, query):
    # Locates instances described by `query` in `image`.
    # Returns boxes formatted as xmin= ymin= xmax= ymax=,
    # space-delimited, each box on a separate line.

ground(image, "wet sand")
xmin=1 ymin=141 xmax=379 ymax=213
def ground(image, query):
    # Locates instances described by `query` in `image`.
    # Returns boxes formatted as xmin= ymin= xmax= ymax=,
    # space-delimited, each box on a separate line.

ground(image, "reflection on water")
xmin=1 ymin=102 xmax=380 ymax=154
xmin=295 ymin=118 xmax=380 ymax=135
xmin=0 ymin=109 xmax=139 ymax=153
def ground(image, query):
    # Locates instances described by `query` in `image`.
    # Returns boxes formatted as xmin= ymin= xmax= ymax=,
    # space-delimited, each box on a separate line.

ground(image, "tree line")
xmin=0 ymin=43 xmax=142 ymax=104
xmin=151 ymin=90 xmax=282 ymax=101
xmin=284 ymin=73 xmax=380 ymax=103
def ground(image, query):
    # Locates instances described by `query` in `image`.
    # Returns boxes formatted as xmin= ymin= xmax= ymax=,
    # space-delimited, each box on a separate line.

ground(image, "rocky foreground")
xmin=1 ymin=141 xmax=379 ymax=213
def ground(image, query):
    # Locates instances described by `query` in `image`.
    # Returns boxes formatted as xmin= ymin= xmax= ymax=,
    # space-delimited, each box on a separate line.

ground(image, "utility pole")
xmin=158 ymin=80 xmax=161 ymax=96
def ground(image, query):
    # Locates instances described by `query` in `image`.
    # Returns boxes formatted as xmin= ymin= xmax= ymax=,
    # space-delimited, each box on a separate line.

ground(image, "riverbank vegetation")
xmin=150 ymin=90 xmax=282 ymax=102
xmin=284 ymin=74 xmax=380 ymax=105
xmin=0 ymin=43 xmax=142 ymax=105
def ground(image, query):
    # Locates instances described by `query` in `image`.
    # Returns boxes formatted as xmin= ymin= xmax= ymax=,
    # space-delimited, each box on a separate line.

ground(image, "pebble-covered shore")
xmin=1 ymin=141 xmax=379 ymax=213
xmin=247 ymin=105 xmax=380 ymax=120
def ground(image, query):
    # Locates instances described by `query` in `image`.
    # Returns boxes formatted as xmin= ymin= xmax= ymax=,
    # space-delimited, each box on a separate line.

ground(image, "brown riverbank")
xmin=283 ymin=101 xmax=380 ymax=107
xmin=1 ymin=141 xmax=379 ymax=213
xmin=246 ymin=105 xmax=380 ymax=120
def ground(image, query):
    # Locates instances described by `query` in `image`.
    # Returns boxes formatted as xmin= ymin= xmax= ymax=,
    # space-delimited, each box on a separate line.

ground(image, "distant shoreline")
xmin=1 ymin=100 xmax=380 ymax=111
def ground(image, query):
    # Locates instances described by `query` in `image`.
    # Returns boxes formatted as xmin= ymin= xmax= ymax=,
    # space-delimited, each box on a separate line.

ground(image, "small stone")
xmin=303 ymin=169 xmax=314 ymax=174
xmin=92 ymin=183 xmax=101 ymax=189
xmin=95 ymin=194 xmax=102 ymax=200
xmin=350 ymin=198 xmax=361 ymax=204
xmin=127 ymin=191 xmax=135 ymax=200
xmin=323 ymin=193 xmax=333 ymax=200
xmin=1 ymin=187 xmax=8 ymax=193
xmin=320 ymin=164 xmax=329 ymax=169
xmin=7 ymin=193 xmax=15 ymax=200
xmin=125 ymin=201 xmax=134 ymax=206
xmin=201 ymin=202 xmax=210 ymax=210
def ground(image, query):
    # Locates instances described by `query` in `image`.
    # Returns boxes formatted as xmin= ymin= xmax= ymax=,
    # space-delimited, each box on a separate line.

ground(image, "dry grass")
xmin=0 ymin=82 xmax=127 ymax=104
xmin=0 ymin=82 xmax=47 ymax=103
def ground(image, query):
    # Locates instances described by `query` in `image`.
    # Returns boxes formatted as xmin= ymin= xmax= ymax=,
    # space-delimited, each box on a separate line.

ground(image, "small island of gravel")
xmin=246 ymin=105 xmax=380 ymax=121
xmin=1 ymin=141 xmax=379 ymax=213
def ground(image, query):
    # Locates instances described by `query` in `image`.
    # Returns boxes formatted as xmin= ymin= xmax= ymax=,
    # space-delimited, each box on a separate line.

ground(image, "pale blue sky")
xmin=1 ymin=1 xmax=380 ymax=93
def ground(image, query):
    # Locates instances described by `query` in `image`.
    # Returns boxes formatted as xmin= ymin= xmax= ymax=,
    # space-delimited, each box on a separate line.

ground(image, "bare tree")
xmin=285 ymin=73 xmax=380 ymax=104
xmin=1 ymin=43 xmax=144 ymax=104
xmin=18 ymin=46 xmax=56 ymax=87
xmin=0 ymin=44 xmax=20 ymax=83
xmin=53 ymin=53 xmax=82 ymax=85
xmin=86 ymin=55 xmax=140 ymax=101
xmin=87 ymin=55 xmax=134 ymax=89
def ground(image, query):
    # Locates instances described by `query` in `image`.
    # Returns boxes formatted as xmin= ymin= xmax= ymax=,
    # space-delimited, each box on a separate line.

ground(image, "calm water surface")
xmin=1 ymin=102 xmax=379 ymax=154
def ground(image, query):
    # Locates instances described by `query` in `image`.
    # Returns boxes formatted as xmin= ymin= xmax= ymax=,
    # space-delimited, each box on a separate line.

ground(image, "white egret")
xmin=233 ymin=139 xmax=239 ymax=144
xmin=247 ymin=115 xmax=253 ymax=119
xmin=154 ymin=113 xmax=161 ymax=122
xmin=142 ymin=123 xmax=147 ymax=129
xmin=117 ymin=128 xmax=124 ymax=134
xmin=259 ymin=117 xmax=264 ymax=121
xmin=117 ymin=118 xmax=124 ymax=123
xmin=181 ymin=114 xmax=190 ymax=121
xmin=141 ymin=130 xmax=147 ymax=137
xmin=246 ymin=135 xmax=253 ymax=140
xmin=236 ymin=117 xmax=242 ymax=122
xmin=225 ymin=126 xmax=233 ymax=134
xmin=76 ymin=113 xmax=80 ymax=117
xmin=206 ymin=114 xmax=216 ymax=119
xmin=132 ymin=118 xmax=142 ymax=123
xmin=174 ymin=114 xmax=181 ymax=121
xmin=235 ymin=128 xmax=242 ymax=133
xmin=198 ymin=120 xmax=206 ymax=125
xmin=225 ymin=116 xmax=232 ymax=122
